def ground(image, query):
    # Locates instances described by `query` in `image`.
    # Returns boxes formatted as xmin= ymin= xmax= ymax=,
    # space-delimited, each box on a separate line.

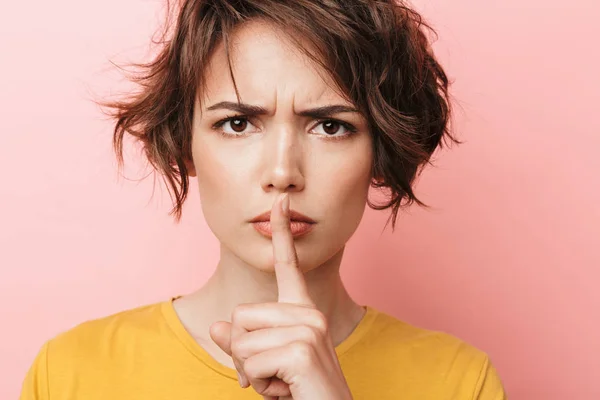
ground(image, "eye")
xmin=310 ymin=119 xmax=357 ymax=138
xmin=213 ymin=116 xmax=258 ymax=136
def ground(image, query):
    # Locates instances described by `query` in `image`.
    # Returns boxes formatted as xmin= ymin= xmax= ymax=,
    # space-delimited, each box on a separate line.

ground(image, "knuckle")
xmin=300 ymin=325 xmax=320 ymax=345
xmin=290 ymin=341 xmax=315 ymax=368
xmin=242 ymin=356 xmax=258 ymax=380
xmin=230 ymin=338 xmax=246 ymax=358
xmin=231 ymin=303 xmax=250 ymax=324
xmin=310 ymin=312 xmax=328 ymax=335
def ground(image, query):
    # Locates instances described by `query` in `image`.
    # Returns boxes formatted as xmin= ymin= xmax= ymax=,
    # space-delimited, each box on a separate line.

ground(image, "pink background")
xmin=1 ymin=0 xmax=599 ymax=399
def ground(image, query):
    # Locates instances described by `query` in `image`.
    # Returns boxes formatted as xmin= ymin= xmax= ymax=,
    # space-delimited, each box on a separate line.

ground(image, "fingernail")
xmin=281 ymin=193 xmax=289 ymax=216
xmin=237 ymin=371 xmax=244 ymax=387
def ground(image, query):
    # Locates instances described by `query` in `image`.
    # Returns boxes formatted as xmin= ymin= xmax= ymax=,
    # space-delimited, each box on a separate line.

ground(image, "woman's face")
xmin=189 ymin=20 xmax=373 ymax=273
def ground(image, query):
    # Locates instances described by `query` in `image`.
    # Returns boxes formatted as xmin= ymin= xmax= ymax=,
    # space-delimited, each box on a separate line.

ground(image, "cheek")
xmin=194 ymin=146 xmax=224 ymax=200
xmin=340 ymin=151 xmax=372 ymax=191
xmin=295 ymin=143 xmax=372 ymax=271
xmin=335 ymin=161 xmax=372 ymax=222
xmin=192 ymin=142 xmax=246 ymax=232
xmin=193 ymin=141 xmax=246 ymax=199
xmin=316 ymin=142 xmax=373 ymax=211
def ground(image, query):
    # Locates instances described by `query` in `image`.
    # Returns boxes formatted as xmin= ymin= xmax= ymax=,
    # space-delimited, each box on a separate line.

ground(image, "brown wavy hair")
xmin=101 ymin=0 xmax=457 ymax=229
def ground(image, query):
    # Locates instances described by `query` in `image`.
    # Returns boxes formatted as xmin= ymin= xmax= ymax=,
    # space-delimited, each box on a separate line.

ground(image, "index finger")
xmin=271 ymin=193 xmax=313 ymax=306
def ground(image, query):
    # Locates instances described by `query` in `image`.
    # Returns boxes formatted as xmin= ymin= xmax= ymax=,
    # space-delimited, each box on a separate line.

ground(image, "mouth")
xmin=249 ymin=210 xmax=316 ymax=238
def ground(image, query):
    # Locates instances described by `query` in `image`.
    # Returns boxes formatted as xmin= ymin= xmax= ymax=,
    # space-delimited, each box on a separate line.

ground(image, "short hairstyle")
xmin=102 ymin=0 xmax=457 ymax=229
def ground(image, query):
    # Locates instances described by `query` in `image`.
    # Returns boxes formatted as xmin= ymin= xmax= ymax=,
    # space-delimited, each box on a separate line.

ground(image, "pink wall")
xmin=1 ymin=0 xmax=598 ymax=398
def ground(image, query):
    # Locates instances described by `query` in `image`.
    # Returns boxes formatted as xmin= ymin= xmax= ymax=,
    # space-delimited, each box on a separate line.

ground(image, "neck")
xmin=179 ymin=243 xmax=365 ymax=347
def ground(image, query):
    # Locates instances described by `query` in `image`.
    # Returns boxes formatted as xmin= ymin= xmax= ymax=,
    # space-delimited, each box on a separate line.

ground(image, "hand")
xmin=209 ymin=193 xmax=353 ymax=400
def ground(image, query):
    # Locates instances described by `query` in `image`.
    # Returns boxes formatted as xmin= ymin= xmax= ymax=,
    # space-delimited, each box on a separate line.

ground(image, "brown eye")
xmin=322 ymin=120 xmax=341 ymax=135
xmin=230 ymin=118 xmax=248 ymax=133
xmin=310 ymin=119 xmax=356 ymax=139
xmin=213 ymin=115 xmax=258 ymax=137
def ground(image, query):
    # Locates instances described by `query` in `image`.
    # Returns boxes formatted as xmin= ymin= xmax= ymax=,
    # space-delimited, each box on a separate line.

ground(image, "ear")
xmin=184 ymin=158 xmax=197 ymax=177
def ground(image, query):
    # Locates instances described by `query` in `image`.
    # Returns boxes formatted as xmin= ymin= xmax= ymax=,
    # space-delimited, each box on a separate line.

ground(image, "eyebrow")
xmin=205 ymin=101 xmax=360 ymax=119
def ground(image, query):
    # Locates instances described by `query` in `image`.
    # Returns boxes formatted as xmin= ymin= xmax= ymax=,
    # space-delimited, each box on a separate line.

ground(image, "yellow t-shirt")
xmin=20 ymin=299 xmax=506 ymax=399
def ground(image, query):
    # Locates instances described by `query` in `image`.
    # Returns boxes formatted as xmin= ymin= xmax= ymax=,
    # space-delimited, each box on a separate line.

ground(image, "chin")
xmin=243 ymin=240 xmax=336 ymax=275
xmin=219 ymin=225 xmax=346 ymax=274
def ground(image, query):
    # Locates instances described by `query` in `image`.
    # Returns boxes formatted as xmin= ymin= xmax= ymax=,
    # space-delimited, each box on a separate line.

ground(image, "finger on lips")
xmin=271 ymin=193 xmax=313 ymax=306
xmin=229 ymin=193 xmax=319 ymax=390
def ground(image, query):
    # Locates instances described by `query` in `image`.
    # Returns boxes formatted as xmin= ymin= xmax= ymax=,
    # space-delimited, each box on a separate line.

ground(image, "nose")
xmin=259 ymin=126 xmax=305 ymax=193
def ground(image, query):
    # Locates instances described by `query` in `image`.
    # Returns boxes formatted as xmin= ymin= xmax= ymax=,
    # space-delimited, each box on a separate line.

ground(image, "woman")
xmin=21 ymin=0 xmax=506 ymax=399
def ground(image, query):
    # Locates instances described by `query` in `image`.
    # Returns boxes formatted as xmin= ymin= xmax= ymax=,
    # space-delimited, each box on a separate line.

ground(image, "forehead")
xmin=199 ymin=20 xmax=349 ymax=108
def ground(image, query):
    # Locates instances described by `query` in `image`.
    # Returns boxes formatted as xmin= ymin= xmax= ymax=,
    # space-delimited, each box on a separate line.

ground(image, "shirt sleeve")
xmin=20 ymin=341 xmax=50 ymax=400
xmin=473 ymin=356 xmax=507 ymax=400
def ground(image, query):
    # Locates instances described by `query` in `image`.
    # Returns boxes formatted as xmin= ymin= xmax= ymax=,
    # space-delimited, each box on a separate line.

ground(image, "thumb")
xmin=209 ymin=321 xmax=232 ymax=356
xmin=211 ymin=320 xmax=250 ymax=388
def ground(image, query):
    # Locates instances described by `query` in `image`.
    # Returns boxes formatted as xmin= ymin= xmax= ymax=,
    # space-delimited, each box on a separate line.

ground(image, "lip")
xmin=249 ymin=210 xmax=316 ymax=224
xmin=252 ymin=221 xmax=315 ymax=238
xmin=249 ymin=210 xmax=316 ymax=238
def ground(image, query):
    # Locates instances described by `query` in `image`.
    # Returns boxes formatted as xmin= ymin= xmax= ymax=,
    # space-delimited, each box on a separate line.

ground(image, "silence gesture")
xmin=210 ymin=193 xmax=354 ymax=399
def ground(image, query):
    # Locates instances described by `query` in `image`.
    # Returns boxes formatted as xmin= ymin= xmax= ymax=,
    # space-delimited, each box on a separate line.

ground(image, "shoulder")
xmin=365 ymin=307 xmax=488 ymax=363
xmin=21 ymin=301 xmax=169 ymax=399
xmin=357 ymin=307 xmax=506 ymax=399
xmin=52 ymin=301 xmax=165 ymax=346
xmin=44 ymin=301 xmax=168 ymax=367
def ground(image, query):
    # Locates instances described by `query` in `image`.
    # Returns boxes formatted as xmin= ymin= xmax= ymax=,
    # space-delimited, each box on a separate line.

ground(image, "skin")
xmin=212 ymin=194 xmax=354 ymax=398
xmin=175 ymin=20 xmax=374 ymax=398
